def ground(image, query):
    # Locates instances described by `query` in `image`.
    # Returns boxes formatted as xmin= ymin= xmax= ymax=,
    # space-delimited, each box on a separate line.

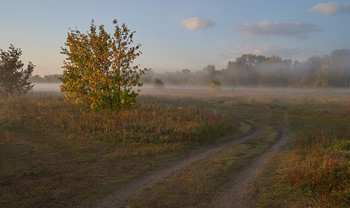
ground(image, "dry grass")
xmin=281 ymin=136 xmax=350 ymax=207
xmin=257 ymin=97 xmax=350 ymax=208
xmin=0 ymin=95 xmax=238 ymax=155
xmin=0 ymin=94 xmax=239 ymax=207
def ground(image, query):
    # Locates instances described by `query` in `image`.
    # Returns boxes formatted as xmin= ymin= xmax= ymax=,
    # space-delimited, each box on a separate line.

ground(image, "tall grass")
xmin=0 ymin=95 xmax=239 ymax=157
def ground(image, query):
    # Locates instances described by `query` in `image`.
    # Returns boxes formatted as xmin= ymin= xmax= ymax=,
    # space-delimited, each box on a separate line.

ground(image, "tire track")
xmin=91 ymin=120 xmax=260 ymax=208
xmin=212 ymin=111 xmax=290 ymax=208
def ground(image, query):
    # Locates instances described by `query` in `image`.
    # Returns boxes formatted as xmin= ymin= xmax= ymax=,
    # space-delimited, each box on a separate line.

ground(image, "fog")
xmin=32 ymin=83 xmax=350 ymax=101
xmin=33 ymin=83 xmax=61 ymax=92
xmin=32 ymin=49 xmax=350 ymax=95
xmin=142 ymin=49 xmax=350 ymax=89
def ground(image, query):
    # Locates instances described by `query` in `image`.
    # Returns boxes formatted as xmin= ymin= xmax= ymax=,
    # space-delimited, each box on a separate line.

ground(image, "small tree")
xmin=153 ymin=78 xmax=164 ymax=89
xmin=60 ymin=19 xmax=147 ymax=111
xmin=210 ymin=80 xmax=222 ymax=91
xmin=0 ymin=45 xmax=34 ymax=97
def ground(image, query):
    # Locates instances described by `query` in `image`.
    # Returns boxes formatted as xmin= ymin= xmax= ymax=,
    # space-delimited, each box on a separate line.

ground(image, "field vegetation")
xmin=256 ymin=97 xmax=350 ymax=207
xmin=0 ymin=93 xmax=239 ymax=207
xmin=1 ymin=91 xmax=350 ymax=207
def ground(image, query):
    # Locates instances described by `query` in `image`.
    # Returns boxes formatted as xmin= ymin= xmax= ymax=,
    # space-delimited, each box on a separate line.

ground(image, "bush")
xmin=209 ymin=80 xmax=221 ymax=91
xmin=153 ymin=78 xmax=164 ymax=89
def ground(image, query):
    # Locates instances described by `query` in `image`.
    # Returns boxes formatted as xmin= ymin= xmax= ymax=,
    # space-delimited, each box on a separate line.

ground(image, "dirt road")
xmin=211 ymin=111 xmax=290 ymax=208
xmin=92 ymin=110 xmax=289 ymax=208
xmin=91 ymin=121 xmax=259 ymax=208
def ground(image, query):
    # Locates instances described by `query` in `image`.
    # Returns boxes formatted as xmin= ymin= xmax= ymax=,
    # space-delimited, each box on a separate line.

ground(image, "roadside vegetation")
xmin=256 ymin=97 xmax=350 ymax=207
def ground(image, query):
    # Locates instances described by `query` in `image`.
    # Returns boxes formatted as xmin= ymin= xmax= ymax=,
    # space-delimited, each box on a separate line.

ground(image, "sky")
xmin=1 ymin=0 xmax=350 ymax=76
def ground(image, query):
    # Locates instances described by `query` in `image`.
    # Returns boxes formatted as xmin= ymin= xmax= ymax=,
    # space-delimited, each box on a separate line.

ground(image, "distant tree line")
xmin=36 ymin=49 xmax=350 ymax=88
xmin=142 ymin=49 xmax=350 ymax=88
xmin=31 ymin=74 xmax=62 ymax=83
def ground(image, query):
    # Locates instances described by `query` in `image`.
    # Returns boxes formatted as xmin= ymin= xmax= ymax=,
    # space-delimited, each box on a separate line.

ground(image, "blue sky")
xmin=1 ymin=0 xmax=350 ymax=75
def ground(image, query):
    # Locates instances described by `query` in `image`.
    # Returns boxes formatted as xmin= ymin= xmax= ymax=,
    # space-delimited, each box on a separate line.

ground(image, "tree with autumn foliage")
xmin=209 ymin=80 xmax=222 ymax=91
xmin=60 ymin=19 xmax=147 ymax=111
xmin=0 ymin=45 xmax=34 ymax=97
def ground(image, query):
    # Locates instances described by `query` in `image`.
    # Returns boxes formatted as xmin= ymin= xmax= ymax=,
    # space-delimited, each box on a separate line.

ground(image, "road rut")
xmin=91 ymin=121 xmax=259 ymax=208
xmin=212 ymin=111 xmax=290 ymax=208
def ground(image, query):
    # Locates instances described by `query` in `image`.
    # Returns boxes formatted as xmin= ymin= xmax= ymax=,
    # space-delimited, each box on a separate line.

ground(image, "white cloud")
xmin=236 ymin=21 xmax=319 ymax=38
xmin=179 ymin=18 xmax=216 ymax=30
xmin=309 ymin=2 xmax=350 ymax=16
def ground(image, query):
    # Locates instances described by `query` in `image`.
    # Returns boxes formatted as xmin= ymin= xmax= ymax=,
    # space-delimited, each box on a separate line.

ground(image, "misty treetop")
xmin=142 ymin=49 xmax=350 ymax=88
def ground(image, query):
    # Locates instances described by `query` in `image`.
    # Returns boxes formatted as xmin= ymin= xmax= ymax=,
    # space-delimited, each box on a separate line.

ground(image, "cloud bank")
xmin=179 ymin=18 xmax=216 ymax=30
xmin=236 ymin=21 xmax=319 ymax=38
xmin=309 ymin=2 xmax=350 ymax=16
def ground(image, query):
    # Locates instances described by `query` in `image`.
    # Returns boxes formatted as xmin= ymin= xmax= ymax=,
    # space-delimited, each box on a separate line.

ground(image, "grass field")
xmin=0 ymin=93 xmax=239 ymax=207
xmin=1 ymin=90 xmax=350 ymax=207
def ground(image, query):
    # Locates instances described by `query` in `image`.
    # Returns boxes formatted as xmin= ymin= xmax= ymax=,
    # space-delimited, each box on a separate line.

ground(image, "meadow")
xmin=1 ymin=89 xmax=350 ymax=207
xmin=0 ymin=93 xmax=239 ymax=207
